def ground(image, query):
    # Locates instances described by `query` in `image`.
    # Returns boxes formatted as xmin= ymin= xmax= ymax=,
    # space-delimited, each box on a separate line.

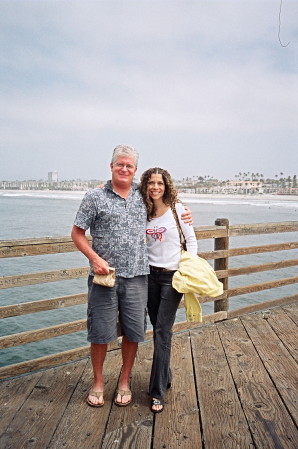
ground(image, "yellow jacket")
xmin=172 ymin=251 xmax=223 ymax=322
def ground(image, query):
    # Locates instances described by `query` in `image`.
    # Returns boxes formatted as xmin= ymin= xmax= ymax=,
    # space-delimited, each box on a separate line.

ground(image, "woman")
xmin=140 ymin=167 xmax=197 ymax=413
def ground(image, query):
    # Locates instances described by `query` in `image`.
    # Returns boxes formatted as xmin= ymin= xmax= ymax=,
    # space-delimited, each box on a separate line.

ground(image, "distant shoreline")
xmin=0 ymin=189 xmax=297 ymax=203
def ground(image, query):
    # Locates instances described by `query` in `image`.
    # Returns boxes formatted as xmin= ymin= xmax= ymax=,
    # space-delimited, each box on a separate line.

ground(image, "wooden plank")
xmin=217 ymin=317 xmax=298 ymax=448
xmin=217 ymin=259 xmax=298 ymax=279
xmin=214 ymin=218 xmax=229 ymax=313
xmin=282 ymin=302 xmax=298 ymax=326
xmin=101 ymin=342 xmax=154 ymax=448
xmin=0 ymin=241 xmax=77 ymax=258
xmin=0 ymin=319 xmax=87 ymax=349
xmin=102 ymin=420 xmax=153 ymax=449
xmin=48 ymin=351 xmax=122 ymax=449
xmin=228 ymin=276 xmax=298 ymax=297
xmin=229 ymin=221 xmax=298 ymax=236
xmin=240 ymin=311 xmax=298 ymax=426
xmin=0 ymin=346 xmax=91 ymax=380
xmin=1 ymin=222 xmax=297 ymax=258
xmin=0 ymin=228 xmax=228 ymax=257
xmin=153 ymin=332 xmax=202 ymax=449
xmin=0 ymin=267 xmax=89 ymax=289
xmin=0 ymin=360 xmax=87 ymax=449
xmin=199 ymin=241 xmax=298 ymax=260
xmin=228 ymin=241 xmax=298 ymax=256
xmin=191 ymin=325 xmax=254 ymax=448
xmin=5 ymin=234 xmax=295 ymax=261
xmin=0 ymin=236 xmax=92 ymax=258
xmin=228 ymin=295 xmax=298 ymax=319
xmin=0 ymin=293 xmax=87 ymax=318
xmin=0 ymin=371 xmax=42 ymax=436
xmin=264 ymin=306 xmax=298 ymax=363
xmin=195 ymin=226 xmax=227 ymax=240
xmin=0 ymin=236 xmax=76 ymax=247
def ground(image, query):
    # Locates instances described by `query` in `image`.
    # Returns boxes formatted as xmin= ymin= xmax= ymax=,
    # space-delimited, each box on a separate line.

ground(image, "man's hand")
xmin=181 ymin=205 xmax=193 ymax=225
xmin=91 ymin=254 xmax=110 ymax=275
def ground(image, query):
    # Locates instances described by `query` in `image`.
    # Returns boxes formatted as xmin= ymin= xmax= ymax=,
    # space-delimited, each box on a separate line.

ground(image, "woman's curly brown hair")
xmin=140 ymin=167 xmax=180 ymax=220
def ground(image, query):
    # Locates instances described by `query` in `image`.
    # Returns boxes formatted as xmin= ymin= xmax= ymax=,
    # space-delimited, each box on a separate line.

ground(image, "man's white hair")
xmin=111 ymin=145 xmax=139 ymax=167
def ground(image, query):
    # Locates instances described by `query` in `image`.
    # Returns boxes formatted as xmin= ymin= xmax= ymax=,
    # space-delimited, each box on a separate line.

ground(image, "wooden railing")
xmin=1 ymin=220 xmax=297 ymax=379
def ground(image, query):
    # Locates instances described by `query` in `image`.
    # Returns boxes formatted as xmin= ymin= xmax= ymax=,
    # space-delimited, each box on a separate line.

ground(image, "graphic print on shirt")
xmin=146 ymin=226 xmax=167 ymax=242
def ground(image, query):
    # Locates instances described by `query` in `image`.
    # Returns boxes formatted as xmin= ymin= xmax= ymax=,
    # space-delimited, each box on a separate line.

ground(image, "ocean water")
xmin=0 ymin=191 xmax=297 ymax=367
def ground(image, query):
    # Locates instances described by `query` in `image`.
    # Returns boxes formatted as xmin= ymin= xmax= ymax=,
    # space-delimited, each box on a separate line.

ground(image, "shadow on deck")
xmin=0 ymin=302 xmax=297 ymax=449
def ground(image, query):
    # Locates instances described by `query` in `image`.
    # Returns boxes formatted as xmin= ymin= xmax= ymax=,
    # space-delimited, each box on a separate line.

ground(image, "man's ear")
xmin=110 ymin=162 xmax=113 ymax=171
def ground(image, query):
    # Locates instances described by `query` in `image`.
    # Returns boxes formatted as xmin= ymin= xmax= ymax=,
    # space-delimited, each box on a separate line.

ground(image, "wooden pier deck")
xmin=0 ymin=302 xmax=297 ymax=449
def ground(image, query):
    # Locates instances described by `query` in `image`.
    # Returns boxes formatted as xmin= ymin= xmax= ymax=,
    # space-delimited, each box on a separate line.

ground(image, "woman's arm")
xmin=176 ymin=204 xmax=197 ymax=255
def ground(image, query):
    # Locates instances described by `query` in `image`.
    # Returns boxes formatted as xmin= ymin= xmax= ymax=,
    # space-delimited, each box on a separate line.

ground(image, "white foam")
xmin=0 ymin=190 xmax=86 ymax=200
xmin=179 ymin=196 xmax=298 ymax=209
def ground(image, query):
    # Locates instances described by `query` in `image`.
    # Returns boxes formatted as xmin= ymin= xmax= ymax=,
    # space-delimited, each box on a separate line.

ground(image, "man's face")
xmin=110 ymin=156 xmax=137 ymax=187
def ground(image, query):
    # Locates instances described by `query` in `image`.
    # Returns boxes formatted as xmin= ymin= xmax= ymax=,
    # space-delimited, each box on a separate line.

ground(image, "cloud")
xmin=0 ymin=1 xmax=297 ymax=180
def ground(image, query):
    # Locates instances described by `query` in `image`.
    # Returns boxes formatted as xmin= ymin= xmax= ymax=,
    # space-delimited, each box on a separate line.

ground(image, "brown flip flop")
xmin=114 ymin=389 xmax=132 ymax=407
xmin=87 ymin=390 xmax=104 ymax=407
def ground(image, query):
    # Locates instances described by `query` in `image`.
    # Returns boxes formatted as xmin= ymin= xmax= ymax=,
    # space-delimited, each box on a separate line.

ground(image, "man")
xmin=71 ymin=144 xmax=191 ymax=407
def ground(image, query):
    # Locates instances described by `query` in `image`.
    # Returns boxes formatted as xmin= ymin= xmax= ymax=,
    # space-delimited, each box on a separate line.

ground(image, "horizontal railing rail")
xmin=0 ymin=219 xmax=297 ymax=379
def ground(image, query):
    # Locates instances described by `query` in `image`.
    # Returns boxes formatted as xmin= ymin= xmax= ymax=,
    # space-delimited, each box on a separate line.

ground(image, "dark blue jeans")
xmin=148 ymin=269 xmax=183 ymax=400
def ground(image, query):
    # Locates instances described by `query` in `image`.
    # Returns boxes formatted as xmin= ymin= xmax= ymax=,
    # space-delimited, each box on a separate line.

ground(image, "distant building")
xmin=225 ymin=180 xmax=263 ymax=194
xmin=48 ymin=171 xmax=58 ymax=182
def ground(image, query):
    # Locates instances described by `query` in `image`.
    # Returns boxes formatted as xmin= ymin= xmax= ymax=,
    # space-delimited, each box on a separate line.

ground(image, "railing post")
xmin=214 ymin=218 xmax=229 ymax=313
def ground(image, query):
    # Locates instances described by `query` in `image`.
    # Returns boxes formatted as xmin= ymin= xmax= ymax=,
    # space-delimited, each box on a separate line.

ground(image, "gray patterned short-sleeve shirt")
xmin=74 ymin=181 xmax=149 ymax=278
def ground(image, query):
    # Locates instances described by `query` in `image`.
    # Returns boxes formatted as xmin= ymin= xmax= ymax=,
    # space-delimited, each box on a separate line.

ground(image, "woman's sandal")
xmin=151 ymin=398 xmax=164 ymax=413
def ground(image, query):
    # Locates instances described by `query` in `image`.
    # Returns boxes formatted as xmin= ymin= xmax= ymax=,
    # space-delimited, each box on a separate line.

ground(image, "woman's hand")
xmin=181 ymin=205 xmax=193 ymax=225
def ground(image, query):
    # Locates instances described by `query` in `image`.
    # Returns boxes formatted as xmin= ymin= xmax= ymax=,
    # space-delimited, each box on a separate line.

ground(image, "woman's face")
xmin=147 ymin=173 xmax=165 ymax=201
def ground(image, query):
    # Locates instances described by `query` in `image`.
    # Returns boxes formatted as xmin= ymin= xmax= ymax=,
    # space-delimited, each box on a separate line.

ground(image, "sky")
xmin=0 ymin=0 xmax=297 ymax=182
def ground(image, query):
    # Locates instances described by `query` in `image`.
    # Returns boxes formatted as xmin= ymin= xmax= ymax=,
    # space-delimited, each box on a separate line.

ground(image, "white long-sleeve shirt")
xmin=146 ymin=202 xmax=197 ymax=270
